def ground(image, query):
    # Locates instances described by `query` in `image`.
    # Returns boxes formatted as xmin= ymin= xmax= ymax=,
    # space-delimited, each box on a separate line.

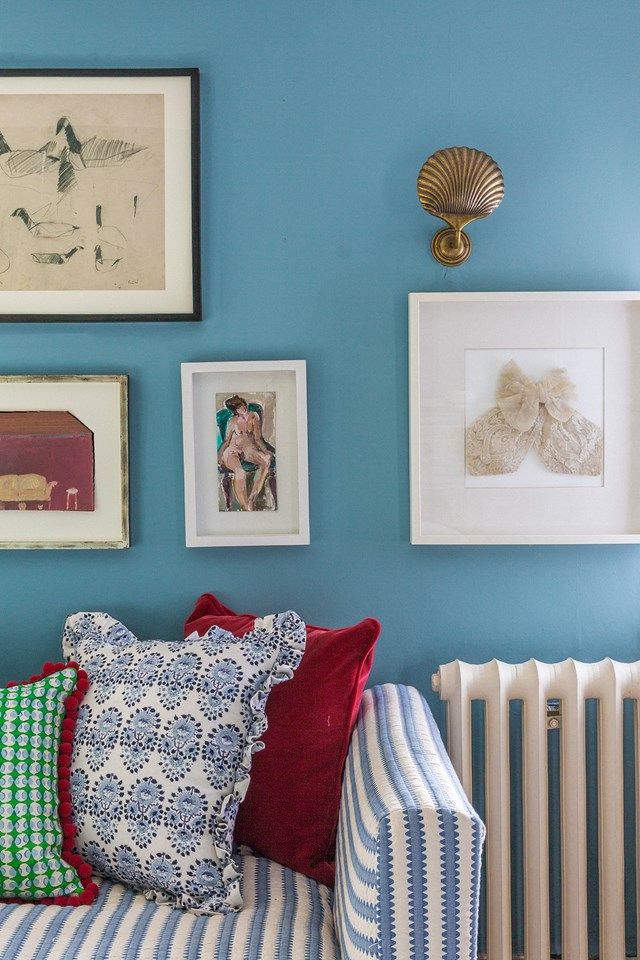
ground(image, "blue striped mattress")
xmin=0 ymin=853 xmax=338 ymax=960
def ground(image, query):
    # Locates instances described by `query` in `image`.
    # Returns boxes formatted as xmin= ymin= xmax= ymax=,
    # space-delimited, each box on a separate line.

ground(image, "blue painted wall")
xmin=1 ymin=0 xmax=640 ymax=694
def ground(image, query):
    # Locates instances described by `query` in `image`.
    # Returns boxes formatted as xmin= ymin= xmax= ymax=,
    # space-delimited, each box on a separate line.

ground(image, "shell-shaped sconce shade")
xmin=417 ymin=146 xmax=504 ymax=225
xmin=417 ymin=146 xmax=504 ymax=265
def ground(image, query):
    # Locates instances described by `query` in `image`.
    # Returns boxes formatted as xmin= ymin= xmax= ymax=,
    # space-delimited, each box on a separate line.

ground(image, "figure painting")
xmin=216 ymin=392 xmax=277 ymax=512
xmin=0 ymin=410 xmax=94 ymax=511
xmin=0 ymin=94 xmax=165 ymax=291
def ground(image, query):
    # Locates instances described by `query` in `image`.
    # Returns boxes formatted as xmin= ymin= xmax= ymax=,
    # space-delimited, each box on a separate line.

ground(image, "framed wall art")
xmin=182 ymin=361 xmax=309 ymax=547
xmin=0 ymin=375 xmax=128 ymax=548
xmin=409 ymin=291 xmax=640 ymax=544
xmin=0 ymin=68 xmax=200 ymax=322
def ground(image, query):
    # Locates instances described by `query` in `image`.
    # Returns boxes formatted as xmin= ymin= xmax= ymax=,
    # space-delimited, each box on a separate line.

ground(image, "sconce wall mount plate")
xmin=417 ymin=146 xmax=504 ymax=266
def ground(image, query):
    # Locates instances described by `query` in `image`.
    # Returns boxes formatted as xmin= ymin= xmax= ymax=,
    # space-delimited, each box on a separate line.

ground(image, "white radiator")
xmin=433 ymin=658 xmax=640 ymax=960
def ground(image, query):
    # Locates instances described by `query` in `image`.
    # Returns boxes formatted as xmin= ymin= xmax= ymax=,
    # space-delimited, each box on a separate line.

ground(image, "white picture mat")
xmin=465 ymin=347 xmax=604 ymax=488
xmin=0 ymin=379 xmax=127 ymax=545
xmin=0 ymin=74 xmax=193 ymax=315
xmin=182 ymin=362 xmax=310 ymax=546
xmin=409 ymin=292 xmax=640 ymax=544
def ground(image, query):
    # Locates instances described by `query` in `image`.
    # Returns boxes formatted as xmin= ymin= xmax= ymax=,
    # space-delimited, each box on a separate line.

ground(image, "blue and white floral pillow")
xmin=62 ymin=610 xmax=305 ymax=914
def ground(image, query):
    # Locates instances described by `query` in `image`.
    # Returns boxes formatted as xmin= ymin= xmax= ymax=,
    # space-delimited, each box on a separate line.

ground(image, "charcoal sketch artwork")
xmin=31 ymin=246 xmax=83 ymax=265
xmin=0 ymin=94 xmax=165 ymax=291
xmin=94 ymin=244 xmax=122 ymax=273
xmin=11 ymin=207 xmax=79 ymax=239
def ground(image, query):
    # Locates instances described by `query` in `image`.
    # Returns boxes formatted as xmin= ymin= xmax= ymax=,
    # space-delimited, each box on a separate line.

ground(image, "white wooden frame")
xmin=410 ymin=291 xmax=640 ymax=544
xmin=181 ymin=360 xmax=309 ymax=547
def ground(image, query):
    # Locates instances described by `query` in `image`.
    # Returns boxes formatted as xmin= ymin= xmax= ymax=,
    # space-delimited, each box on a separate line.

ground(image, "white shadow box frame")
xmin=181 ymin=361 xmax=310 ymax=547
xmin=409 ymin=292 xmax=640 ymax=544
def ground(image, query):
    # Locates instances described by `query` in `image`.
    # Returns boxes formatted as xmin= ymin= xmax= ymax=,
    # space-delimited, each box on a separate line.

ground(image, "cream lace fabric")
xmin=466 ymin=360 xmax=603 ymax=476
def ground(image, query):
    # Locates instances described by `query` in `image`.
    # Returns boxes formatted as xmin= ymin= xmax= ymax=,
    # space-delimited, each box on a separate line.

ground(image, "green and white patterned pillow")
xmin=0 ymin=664 xmax=97 ymax=905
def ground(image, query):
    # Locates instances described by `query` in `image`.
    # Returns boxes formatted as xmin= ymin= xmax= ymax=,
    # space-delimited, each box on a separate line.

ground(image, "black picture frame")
xmin=0 ymin=68 xmax=201 ymax=322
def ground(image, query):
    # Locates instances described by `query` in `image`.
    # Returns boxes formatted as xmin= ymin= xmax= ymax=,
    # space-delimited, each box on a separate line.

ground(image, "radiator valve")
xmin=547 ymin=700 xmax=561 ymax=730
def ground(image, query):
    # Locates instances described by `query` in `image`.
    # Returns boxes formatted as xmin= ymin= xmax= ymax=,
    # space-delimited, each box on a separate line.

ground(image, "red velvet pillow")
xmin=184 ymin=593 xmax=379 ymax=887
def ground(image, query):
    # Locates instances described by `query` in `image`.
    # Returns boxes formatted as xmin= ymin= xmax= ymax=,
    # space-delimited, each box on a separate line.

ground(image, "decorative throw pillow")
xmin=0 ymin=662 xmax=97 ymax=906
xmin=184 ymin=593 xmax=380 ymax=887
xmin=62 ymin=610 xmax=305 ymax=914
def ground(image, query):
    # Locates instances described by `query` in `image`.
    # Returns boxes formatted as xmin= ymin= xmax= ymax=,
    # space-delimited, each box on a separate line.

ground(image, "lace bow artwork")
xmin=466 ymin=360 xmax=603 ymax=477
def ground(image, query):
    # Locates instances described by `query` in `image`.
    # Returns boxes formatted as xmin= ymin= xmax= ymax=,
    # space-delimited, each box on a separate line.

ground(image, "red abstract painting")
xmin=0 ymin=411 xmax=95 ymax=511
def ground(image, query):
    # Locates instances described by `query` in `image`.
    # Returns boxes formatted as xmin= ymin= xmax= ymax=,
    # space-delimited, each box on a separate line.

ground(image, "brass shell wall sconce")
xmin=417 ymin=146 xmax=504 ymax=266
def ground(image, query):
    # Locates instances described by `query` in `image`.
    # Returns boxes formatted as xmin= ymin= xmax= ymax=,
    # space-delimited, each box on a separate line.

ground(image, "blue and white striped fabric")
xmin=334 ymin=684 xmax=485 ymax=960
xmin=0 ymin=682 xmax=481 ymax=960
xmin=0 ymin=853 xmax=338 ymax=960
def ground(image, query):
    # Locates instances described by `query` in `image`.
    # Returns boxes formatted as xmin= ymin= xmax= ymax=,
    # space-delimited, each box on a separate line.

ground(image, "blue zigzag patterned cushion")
xmin=62 ymin=610 xmax=305 ymax=915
